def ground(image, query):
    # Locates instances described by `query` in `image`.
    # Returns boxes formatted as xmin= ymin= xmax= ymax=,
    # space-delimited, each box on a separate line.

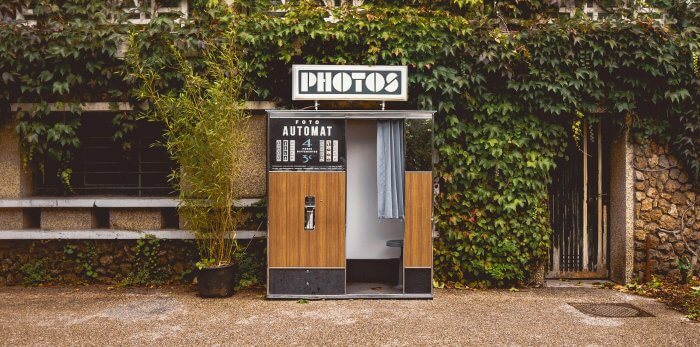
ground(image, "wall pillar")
xmin=609 ymin=128 xmax=635 ymax=284
xmin=0 ymin=118 xmax=33 ymax=230
xmin=0 ymin=118 xmax=31 ymax=199
xmin=238 ymin=114 xmax=267 ymax=198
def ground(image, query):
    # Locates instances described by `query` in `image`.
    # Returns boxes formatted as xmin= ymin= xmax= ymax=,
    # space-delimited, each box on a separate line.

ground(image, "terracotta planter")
xmin=197 ymin=263 xmax=237 ymax=298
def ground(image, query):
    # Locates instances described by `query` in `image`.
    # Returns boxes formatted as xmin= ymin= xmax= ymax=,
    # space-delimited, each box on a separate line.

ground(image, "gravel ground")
xmin=0 ymin=285 xmax=698 ymax=346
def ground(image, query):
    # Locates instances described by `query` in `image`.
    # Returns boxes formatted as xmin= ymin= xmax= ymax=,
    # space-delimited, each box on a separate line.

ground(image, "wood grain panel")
xmin=268 ymin=172 xmax=346 ymax=268
xmin=404 ymin=171 xmax=433 ymax=268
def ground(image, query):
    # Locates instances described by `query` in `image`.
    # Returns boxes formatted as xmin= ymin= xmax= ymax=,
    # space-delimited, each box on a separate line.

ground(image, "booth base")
xmin=267 ymin=281 xmax=433 ymax=299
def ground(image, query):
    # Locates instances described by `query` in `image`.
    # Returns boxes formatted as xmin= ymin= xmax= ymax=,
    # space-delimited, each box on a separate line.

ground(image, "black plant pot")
xmin=197 ymin=263 xmax=237 ymax=298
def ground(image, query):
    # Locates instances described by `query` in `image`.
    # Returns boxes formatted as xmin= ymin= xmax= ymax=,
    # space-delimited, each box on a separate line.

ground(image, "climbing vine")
xmin=2 ymin=0 xmax=699 ymax=285
xmin=0 ymin=0 xmax=230 ymax=188
xmin=232 ymin=2 xmax=698 ymax=285
xmin=0 ymin=1 xmax=132 ymax=186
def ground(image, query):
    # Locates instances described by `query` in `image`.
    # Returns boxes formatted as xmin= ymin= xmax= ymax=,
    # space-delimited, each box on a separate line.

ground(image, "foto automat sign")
xmin=268 ymin=118 xmax=346 ymax=171
xmin=292 ymin=65 xmax=408 ymax=101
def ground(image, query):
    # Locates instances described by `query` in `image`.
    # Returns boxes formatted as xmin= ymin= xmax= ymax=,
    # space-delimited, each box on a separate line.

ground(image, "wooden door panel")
xmin=404 ymin=171 xmax=433 ymax=268
xmin=268 ymin=172 xmax=346 ymax=268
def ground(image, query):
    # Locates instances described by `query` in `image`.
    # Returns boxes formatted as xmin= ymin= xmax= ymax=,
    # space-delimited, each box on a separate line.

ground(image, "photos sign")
xmin=292 ymin=65 xmax=408 ymax=101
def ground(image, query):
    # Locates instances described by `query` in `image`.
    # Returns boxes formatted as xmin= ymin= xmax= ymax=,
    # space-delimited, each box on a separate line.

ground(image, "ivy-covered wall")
xmin=1 ymin=1 xmax=699 ymax=286
xmin=231 ymin=3 xmax=699 ymax=285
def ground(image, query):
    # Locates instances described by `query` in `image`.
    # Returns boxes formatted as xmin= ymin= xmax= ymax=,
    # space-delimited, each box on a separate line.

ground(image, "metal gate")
xmin=548 ymin=122 xmax=610 ymax=278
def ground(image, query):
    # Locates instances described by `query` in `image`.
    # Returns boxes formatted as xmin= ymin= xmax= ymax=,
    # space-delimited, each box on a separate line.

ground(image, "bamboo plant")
xmin=127 ymin=33 xmax=250 ymax=269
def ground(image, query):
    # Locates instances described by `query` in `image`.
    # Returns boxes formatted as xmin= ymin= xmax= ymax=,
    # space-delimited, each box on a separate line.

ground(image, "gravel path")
xmin=0 ymin=285 xmax=698 ymax=346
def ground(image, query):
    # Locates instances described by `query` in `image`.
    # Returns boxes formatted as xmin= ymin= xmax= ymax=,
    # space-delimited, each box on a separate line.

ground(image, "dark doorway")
xmin=548 ymin=121 xmax=611 ymax=278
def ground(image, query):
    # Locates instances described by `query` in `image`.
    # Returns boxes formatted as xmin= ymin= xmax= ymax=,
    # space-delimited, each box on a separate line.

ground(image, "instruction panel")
xmin=269 ymin=118 xmax=346 ymax=171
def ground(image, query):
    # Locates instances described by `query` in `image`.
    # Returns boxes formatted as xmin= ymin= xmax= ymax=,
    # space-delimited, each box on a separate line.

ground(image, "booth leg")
xmin=387 ymin=239 xmax=404 ymax=289
xmin=398 ymin=246 xmax=404 ymax=290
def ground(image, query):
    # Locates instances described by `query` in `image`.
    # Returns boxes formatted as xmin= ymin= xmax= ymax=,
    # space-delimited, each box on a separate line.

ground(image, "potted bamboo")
xmin=128 ymin=33 xmax=250 ymax=297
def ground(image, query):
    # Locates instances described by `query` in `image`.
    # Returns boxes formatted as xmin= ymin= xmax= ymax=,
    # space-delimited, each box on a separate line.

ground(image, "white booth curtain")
xmin=377 ymin=120 xmax=404 ymax=219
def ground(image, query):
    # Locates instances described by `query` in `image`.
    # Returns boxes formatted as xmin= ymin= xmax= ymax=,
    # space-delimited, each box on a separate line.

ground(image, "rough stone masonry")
xmin=632 ymin=140 xmax=699 ymax=280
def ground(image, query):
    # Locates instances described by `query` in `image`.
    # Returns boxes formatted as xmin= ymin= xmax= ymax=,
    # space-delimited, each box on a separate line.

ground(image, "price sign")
xmin=269 ymin=118 xmax=346 ymax=171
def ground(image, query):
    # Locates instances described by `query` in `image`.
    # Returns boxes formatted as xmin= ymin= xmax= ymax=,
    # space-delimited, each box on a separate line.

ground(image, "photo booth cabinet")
xmin=266 ymin=110 xmax=434 ymax=299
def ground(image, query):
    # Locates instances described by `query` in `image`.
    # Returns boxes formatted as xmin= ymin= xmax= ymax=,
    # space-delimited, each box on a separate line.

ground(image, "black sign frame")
xmin=268 ymin=118 xmax=346 ymax=171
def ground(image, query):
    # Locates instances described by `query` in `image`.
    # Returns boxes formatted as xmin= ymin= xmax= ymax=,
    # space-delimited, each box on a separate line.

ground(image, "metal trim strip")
xmin=267 ymin=293 xmax=433 ymax=300
xmin=267 ymin=110 xmax=434 ymax=120
xmin=267 ymin=267 xmax=346 ymax=269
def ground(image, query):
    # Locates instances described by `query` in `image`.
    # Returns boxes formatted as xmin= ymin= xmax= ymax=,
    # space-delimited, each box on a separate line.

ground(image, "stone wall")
xmin=0 ymin=239 xmax=198 ymax=286
xmin=632 ymin=140 xmax=699 ymax=281
xmin=0 ymin=238 xmax=267 ymax=287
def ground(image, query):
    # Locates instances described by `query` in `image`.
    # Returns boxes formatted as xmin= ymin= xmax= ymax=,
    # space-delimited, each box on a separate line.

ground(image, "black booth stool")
xmin=386 ymin=239 xmax=404 ymax=289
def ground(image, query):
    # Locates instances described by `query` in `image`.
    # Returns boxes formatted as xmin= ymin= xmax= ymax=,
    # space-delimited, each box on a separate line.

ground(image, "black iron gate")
xmin=548 ymin=122 xmax=610 ymax=278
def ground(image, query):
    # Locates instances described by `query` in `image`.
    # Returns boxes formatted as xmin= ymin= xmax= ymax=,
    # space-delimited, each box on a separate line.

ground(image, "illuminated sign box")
xmin=292 ymin=65 xmax=408 ymax=101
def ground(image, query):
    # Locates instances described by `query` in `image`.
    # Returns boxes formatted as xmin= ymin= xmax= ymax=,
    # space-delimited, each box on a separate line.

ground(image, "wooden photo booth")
xmin=266 ymin=110 xmax=434 ymax=299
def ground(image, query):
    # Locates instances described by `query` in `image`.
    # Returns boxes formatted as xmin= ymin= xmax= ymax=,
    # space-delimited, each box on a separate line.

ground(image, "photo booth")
xmin=266 ymin=110 xmax=434 ymax=299
xmin=266 ymin=65 xmax=434 ymax=299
